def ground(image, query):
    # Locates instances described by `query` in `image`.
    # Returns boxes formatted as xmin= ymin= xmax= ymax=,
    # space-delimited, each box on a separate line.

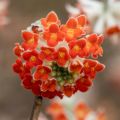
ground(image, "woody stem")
xmin=30 ymin=96 xmax=42 ymax=120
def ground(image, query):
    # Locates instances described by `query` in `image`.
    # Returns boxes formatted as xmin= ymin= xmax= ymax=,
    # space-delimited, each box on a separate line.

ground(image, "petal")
xmin=97 ymin=34 xmax=104 ymax=45
xmin=56 ymin=47 xmax=69 ymax=66
xmin=78 ymin=85 xmax=88 ymax=92
xmin=22 ymin=51 xmax=31 ymax=60
xmin=66 ymin=18 xmax=77 ymax=28
xmin=87 ymin=34 xmax=98 ymax=43
xmin=22 ymin=31 xmax=33 ymax=41
xmin=12 ymin=63 xmax=23 ymax=73
xmin=77 ymin=15 xmax=86 ymax=27
xmin=41 ymin=81 xmax=49 ymax=92
xmin=49 ymin=80 xmax=56 ymax=92
xmin=13 ymin=43 xmax=23 ymax=57
xmin=95 ymin=63 xmax=105 ymax=72
xmin=49 ymin=24 xmax=59 ymax=33
xmin=70 ymin=61 xmax=83 ymax=73
xmin=47 ymin=36 xmax=58 ymax=47
xmin=78 ymin=38 xmax=86 ymax=48
xmin=84 ymin=59 xmax=97 ymax=67
xmin=63 ymin=85 xmax=74 ymax=97
xmin=46 ymin=11 xmax=58 ymax=22
xmin=22 ymin=74 xmax=33 ymax=89
xmin=32 ymin=81 xmax=41 ymax=96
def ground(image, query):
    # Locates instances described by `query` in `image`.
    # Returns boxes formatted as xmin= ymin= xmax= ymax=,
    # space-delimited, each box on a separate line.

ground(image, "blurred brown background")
xmin=0 ymin=0 xmax=120 ymax=120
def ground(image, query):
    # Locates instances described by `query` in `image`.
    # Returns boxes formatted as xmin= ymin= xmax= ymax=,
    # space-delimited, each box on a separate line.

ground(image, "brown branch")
xmin=30 ymin=96 xmax=43 ymax=120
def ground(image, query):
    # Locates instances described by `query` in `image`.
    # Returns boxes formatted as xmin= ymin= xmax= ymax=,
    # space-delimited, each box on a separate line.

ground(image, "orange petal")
xmin=97 ymin=35 xmax=104 ymax=45
xmin=22 ymin=31 xmax=33 ymax=41
xmin=95 ymin=63 xmax=105 ymax=72
xmin=46 ymin=11 xmax=58 ymax=22
xmin=77 ymin=15 xmax=86 ymax=27
xmin=47 ymin=35 xmax=58 ymax=47
xmin=87 ymin=34 xmax=98 ymax=43
xmin=66 ymin=18 xmax=77 ymax=29
xmin=63 ymin=86 xmax=74 ymax=97
xmin=49 ymin=24 xmax=59 ymax=33
xmin=78 ymin=38 xmax=86 ymax=48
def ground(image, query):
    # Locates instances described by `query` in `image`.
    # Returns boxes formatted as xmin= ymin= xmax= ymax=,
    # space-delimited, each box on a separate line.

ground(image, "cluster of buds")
xmin=46 ymin=102 xmax=107 ymax=120
xmin=13 ymin=11 xmax=105 ymax=99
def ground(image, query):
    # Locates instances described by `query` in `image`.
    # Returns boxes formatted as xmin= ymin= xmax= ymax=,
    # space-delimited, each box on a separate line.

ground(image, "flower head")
xmin=13 ymin=11 xmax=105 ymax=99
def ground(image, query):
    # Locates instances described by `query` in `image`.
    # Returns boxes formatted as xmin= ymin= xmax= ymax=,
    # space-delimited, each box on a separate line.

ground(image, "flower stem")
xmin=30 ymin=96 xmax=42 ymax=120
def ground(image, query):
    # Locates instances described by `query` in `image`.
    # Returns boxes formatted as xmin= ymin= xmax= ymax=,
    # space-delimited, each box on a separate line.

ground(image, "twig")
xmin=30 ymin=96 xmax=43 ymax=120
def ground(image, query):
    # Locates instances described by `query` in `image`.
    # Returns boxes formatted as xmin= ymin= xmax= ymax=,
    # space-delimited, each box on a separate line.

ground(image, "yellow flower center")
xmin=59 ymin=52 xmax=65 ymax=58
xmin=44 ymin=49 xmax=51 ymax=54
xmin=85 ymin=63 xmax=89 ymax=68
xmin=27 ymin=38 xmax=34 ymax=44
xmin=67 ymin=29 xmax=74 ymax=38
xmin=73 ymin=45 xmax=80 ymax=51
xmin=50 ymin=33 xmax=57 ymax=41
xmin=39 ymin=69 xmax=45 ymax=74
xmin=30 ymin=56 xmax=36 ymax=62
xmin=91 ymin=67 xmax=95 ymax=72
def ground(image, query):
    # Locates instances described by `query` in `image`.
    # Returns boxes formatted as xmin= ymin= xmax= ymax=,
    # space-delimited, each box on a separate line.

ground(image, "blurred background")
xmin=0 ymin=0 xmax=120 ymax=120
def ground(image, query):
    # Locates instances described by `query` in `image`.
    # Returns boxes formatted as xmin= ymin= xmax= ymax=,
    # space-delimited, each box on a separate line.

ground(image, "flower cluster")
xmin=13 ymin=11 xmax=105 ymax=99
xmin=0 ymin=0 xmax=9 ymax=27
xmin=46 ymin=102 xmax=107 ymax=120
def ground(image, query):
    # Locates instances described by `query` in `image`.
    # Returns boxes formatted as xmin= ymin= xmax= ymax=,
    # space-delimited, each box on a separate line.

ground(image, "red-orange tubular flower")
xmin=13 ymin=11 xmax=105 ymax=99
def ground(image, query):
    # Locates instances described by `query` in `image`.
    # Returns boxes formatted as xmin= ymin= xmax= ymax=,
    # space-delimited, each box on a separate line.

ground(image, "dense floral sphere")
xmin=13 ymin=11 xmax=105 ymax=99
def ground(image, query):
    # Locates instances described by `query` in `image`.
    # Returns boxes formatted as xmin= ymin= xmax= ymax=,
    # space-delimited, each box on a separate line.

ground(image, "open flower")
xmin=43 ymin=23 xmax=64 ymax=47
xmin=22 ymin=50 xmax=42 ymax=68
xmin=22 ymin=31 xmax=39 ymax=50
xmin=34 ymin=65 xmax=51 ymax=81
xmin=13 ymin=43 xmax=24 ymax=57
xmin=13 ymin=11 xmax=105 ymax=99
xmin=83 ymin=59 xmax=105 ymax=78
xmin=54 ymin=47 xmax=70 ymax=67
xmin=41 ymin=11 xmax=60 ymax=28
xmin=40 ymin=79 xmax=56 ymax=92
xmin=86 ymin=34 xmax=104 ymax=58
xmin=39 ymin=47 xmax=55 ymax=61
xmin=69 ymin=38 xmax=87 ymax=58
xmin=69 ymin=60 xmax=82 ymax=73
xmin=13 ymin=59 xmax=30 ymax=79
xmin=61 ymin=17 xmax=85 ymax=42
xmin=76 ymin=76 xmax=92 ymax=92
